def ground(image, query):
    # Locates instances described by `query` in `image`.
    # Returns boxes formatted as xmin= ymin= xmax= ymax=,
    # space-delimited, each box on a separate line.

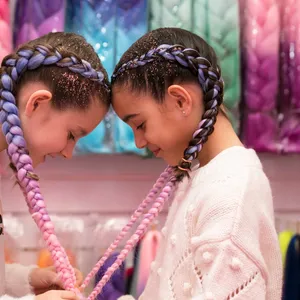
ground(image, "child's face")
xmin=18 ymin=86 xmax=107 ymax=167
xmin=112 ymin=84 xmax=203 ymax=166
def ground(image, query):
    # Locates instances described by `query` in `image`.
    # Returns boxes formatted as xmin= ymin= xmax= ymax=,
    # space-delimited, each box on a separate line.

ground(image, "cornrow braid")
xmin=112 ymin=44 xmax=224 ymax=180
xmin=80 ymin=44 xmax=224 ymax=299
xmin=0 ymin=44 xmax=109 ymax=292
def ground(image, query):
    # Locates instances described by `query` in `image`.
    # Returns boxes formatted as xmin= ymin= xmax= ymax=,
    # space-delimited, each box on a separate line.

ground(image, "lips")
xmin=152 ymin=149 xmax=160 ymax=157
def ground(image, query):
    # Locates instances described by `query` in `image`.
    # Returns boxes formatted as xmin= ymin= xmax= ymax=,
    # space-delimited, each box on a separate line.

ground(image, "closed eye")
xmin=136 ymin=122 xmax=145 ymax=130
xmin=68 ymin=132 xmax=75 ymax=140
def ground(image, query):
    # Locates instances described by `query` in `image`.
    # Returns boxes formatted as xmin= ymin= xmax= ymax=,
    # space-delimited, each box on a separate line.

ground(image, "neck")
xmin=198 ymin=115 xmax=243 ymax=166
xmin=0 ymin=125 xmax=7 ymax=153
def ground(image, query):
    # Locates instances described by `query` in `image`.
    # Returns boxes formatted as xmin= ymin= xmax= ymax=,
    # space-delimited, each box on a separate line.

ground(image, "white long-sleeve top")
xmin=119 ymin=147 xmax=283 ymax=300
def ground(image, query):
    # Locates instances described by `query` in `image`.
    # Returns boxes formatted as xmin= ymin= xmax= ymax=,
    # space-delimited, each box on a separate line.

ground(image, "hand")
xmin=29 ymin=266 xmax=83 ymax=295
xmin=35 ymin=290 xmax=79 ymax=300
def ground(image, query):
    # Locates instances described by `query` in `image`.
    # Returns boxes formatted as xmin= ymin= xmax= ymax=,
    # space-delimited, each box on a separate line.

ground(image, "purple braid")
xmin=81 ymin=166 xmax=172 ymax=290
xmin=113 ymin=44 xmax=224 ymax=179
xmin=0 ymin=45 xmax=108 ymax=292
xmin=83 ymin=45 xmax=224 ymax=298
xmin=89 ymin=180 xmax=175 ymax=300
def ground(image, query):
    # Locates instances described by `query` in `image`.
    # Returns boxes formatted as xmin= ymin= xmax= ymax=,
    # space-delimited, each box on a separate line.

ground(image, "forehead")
xmin=65 ymin=99 xmax=107 ymax=130
xmin=112 ymin=86 xmax=157 ymax=118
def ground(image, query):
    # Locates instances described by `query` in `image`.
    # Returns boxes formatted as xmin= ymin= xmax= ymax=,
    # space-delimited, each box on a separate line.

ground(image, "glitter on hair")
xmin=0 ymin=32 xmax=110 ymax=296
xmin=85 ymin=28 xmax=224 ymax=298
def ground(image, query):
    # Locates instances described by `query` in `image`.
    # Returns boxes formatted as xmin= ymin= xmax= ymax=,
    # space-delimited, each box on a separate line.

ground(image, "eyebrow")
xmin=122 ymin=113 xmax=139 ymax=123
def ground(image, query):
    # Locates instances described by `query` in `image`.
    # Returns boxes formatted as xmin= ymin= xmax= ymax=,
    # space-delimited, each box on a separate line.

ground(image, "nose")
xmin=61 ymin=142 xmax=75 ymax=159
xmin=135 ymin=132 xmax=147 ymax=149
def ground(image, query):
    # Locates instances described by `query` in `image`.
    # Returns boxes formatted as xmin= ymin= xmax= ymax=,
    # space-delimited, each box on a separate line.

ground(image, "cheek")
xmin=28 ymin=125 xmax=67 ymax=154
xmin=144 ymin=119 xmax=172 ymax=147
xmin=45 ymin=129 xmax=67 ymax=151
xmin=162 ymin=123 xmax=191 ymax=153
xmin=21 ymin=123 xmax=42 ymax=154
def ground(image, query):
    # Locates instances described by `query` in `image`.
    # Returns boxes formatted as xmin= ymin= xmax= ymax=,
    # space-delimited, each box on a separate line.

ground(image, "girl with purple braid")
xmin=0 ymin=32 xmax=109 ymax=300
xmin=85 ymin=28 xmax=282 ymax=300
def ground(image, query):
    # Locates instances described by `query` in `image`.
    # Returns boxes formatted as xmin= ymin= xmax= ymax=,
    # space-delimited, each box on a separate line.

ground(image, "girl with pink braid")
xmin=95 ymin=27 xmax=282 ymax=300
xmin=0 ymin=32 xmax=110 ymax=300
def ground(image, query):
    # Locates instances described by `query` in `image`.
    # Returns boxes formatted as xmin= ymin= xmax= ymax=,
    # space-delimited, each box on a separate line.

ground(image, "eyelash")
xmin=68 ymin=132 xmax=75 ymax=140
xmin=136 ymin=122 xmax=145 ymax=130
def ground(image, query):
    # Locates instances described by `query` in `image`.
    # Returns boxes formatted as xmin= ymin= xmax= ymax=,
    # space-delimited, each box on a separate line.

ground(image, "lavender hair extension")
xmin=82 ymin=44 xmax=224 ymax=300
xmin=90 ymin=181 xmax=175 ymax=299
xmin=1 ymin=43 xmax=223 ymax=299
xmin=80 ymin=166 xmax=173 ymax=290
xmin=0 ymin=45 xmax=108 ymax=292
xmin=112 ymin=44 xmax=223 ymax=180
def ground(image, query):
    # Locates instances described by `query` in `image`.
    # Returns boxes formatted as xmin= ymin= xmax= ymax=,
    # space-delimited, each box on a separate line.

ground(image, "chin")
xmin=32 ymin=161 xmax=39 ymax=168
xmin=31 ymin=156 xmax=44 ymax=168
xmin=163 ymin=156 xmax=181 ymax=167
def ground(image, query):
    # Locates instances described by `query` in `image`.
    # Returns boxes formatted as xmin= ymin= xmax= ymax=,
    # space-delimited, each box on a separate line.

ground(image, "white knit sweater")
xmin=120 ymin=146 xmax=283 ymax=300
xmin=0 ymin=174 xmax=35 ymax=300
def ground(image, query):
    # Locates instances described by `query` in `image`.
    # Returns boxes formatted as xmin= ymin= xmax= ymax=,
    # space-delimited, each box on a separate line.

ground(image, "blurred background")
xmin=0 ymin=0 xmax=299 ymax=298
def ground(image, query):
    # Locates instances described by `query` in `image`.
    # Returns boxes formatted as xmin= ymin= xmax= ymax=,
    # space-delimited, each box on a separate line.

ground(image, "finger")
xmin=34 ymin=285 xmax=62 ymax=295
xmin=60 ymin=291 xmax=78 ymax=299
xmin=74 ymin=269 xmax=83 ymax=286
xmin=53 ymin=273 xmax=82 ymax=290
xmin=48 ymin=268 xmax=83 ymax=288
xmin=34 ymin=269 xmax=61 ymax=289
xmin=46 ymin=265 xmax=56 ymax=272
xmin=53 ymin=273 xmax=66 ymax=289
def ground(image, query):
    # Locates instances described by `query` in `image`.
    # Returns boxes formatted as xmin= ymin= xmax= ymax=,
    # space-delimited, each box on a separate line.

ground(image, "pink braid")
xmin=88 ymin=180 xmax=176 ymax=300
xmin=14 ymin=171 xmax=75 ymax=286
xmin=14 ymin=155 xmax=76 ymax=289
xmin=1 ymin=42 xmax=109 ymax=292
xmin=72 ymin=40 xmax=224 ymax=298
xmin=81 ymin=166 xmax=173 ymax=290
xmin=7 ymin=141 xmax=75 ymax=289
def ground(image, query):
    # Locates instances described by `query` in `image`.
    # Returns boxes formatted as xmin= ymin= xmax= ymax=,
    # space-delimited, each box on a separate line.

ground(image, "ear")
xmin=167 ymin=85 xmax=193 ymax=116
xmin=24 ymin=90 xmax=52 ymax=117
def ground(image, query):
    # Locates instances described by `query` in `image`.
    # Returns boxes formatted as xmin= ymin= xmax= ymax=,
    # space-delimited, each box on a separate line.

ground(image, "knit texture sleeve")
xmin=186 ymin=161 xmax=282 ymax=299
xmin=190 ymin=238 xmax=266 ymax=299
xmin=5 ymin=264 xmax=35 ymax=297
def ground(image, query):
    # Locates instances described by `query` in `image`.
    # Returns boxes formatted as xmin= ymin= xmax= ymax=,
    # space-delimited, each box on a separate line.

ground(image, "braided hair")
xmin=76 ymin=28 xmax=224 ymax=298
xmin=0 ymin=32 xmax=109 ymax=292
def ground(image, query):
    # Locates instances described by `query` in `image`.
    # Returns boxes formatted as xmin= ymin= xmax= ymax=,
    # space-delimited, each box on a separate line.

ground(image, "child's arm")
xmin=5 ymin=264 xmax=36 ymax=297
xmin=191 ymin=238 xmax=269 ymax=299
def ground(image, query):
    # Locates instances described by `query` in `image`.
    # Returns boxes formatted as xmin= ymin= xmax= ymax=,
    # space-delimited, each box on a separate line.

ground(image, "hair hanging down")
xmin=73 ymin=28 xmax=224 ymax=299
xmin=113 ymin=43 xmax=223 ymax=179
xmin=0 ymin=32 xmax=109 ymax=293
xmin=0 ymin=28 xmax=224 ymax=299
